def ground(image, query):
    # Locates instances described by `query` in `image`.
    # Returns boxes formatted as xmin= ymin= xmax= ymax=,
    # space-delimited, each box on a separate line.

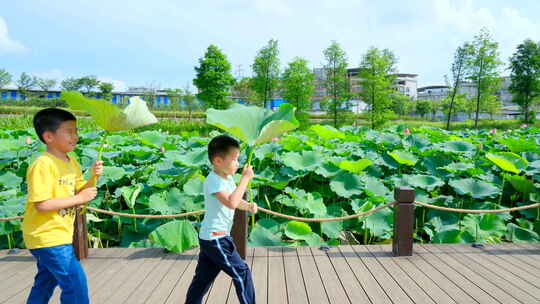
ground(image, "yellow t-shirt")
xmin=22 ymin=152 xmax=87 ymax=249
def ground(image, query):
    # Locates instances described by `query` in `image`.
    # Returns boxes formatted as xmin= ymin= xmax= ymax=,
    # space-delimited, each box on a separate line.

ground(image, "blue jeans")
xmin=27 ymin=244 xmax=89 ymax=304
xmin=185 ymin=236 xmax=255 ymax=304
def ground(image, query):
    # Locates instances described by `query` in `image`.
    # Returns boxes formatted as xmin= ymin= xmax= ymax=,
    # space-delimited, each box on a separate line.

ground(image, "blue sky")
xmin=1 ymin=0 xmax=539 ymax=91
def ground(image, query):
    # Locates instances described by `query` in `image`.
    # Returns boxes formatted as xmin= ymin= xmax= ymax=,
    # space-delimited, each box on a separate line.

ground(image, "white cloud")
xmin=432 ymin=0 xmax=496 ymax=33
xmin=0 ymin=16 xmax=27 ymax=54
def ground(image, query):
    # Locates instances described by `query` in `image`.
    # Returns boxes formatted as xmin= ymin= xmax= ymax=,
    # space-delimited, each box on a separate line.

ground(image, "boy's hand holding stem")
xmin=78 ymin=160 xmax=103 ymax=212
xmin=238 ymin=165 xmax=258 ymax=214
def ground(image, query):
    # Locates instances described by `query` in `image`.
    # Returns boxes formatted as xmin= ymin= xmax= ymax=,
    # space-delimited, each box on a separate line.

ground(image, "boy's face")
xmin=43 ymin=120 xmax=79 ymax=153
xmin=214 ymin=148 xmax=240 ymax=176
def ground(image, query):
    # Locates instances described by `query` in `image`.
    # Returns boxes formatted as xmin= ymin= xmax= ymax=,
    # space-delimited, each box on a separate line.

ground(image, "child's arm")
xmin=35 ymin=188 xmax=97 ymax=212
xmin=214 ymin=165 xmax=255 ymax=210
xmin=78 ymin=160 xmax=104 ymax=191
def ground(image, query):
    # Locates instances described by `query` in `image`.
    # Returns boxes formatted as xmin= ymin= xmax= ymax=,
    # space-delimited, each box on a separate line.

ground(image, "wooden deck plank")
xmin=367 ymin=245 xmax=436 ymax=304
xmin=283 ymin=247 xmax=308 ymax=304
xmin=3 ymin=248 xmax=119 ymax=304
xmin=311 ymin=247 xmax=351 ymax=304
xmin=1 ymin=244 xmax=539 ymax=304
xmin=415 ymin=245 xmax=500 ymax=304
xmin=378 ymin=245 xmax=456 ymax=304
xmin=479 ymin=244 xmax=540 ymax=286
xmin=91 ymin=248 xmax=162 ymax=303
xmin=337 ymin=245 xmax=392 ymax=304
xmin=251 ymin=247 xmax=268 ymax=304
xmin=352 ymin=245 xmax=414 ymax=304
xmin=495 ymin=243 xmax=540 ymax=269
xmin=266 ymin=247 xmax=288 ymax=304
xmin=124 ymin=251 xmax=183 ymax=304
xmin=478 ymin=243 xmax=540 ymax=279
xmin=445 ymin=244 xmax=540 ymax=302
xmin=297 ymin=246 xmax=328 ymax=304
xmin=326 ymin=247 xmax=371 ymax=303
xmin=144 ymin=248 xmax=198 ymax=304
xmin=165 ymin=249 xmax=202 ymax=303
xmin=107 ymin=248 xmax=168 ymax=303
xmin=423 ymin=245 xmax=522 ymax=304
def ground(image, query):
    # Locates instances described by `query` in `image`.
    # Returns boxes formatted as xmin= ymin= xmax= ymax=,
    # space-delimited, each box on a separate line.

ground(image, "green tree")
xmin=16 ymin=72 xmax=37 ymax=99
xmin=36 ymin=78 xmax=57 ymax=95
xmin=441 ymin=93 xmax=467 ymax=121
xmin=445 ymin=44 xmax=469 ymax=129
xmin=416 ymin=99 xmax=432 ymax=118
xmin=0 ymin=68 xmax=12 ymax=91
xmin=251 ymin=39 xmax=280 ymax=108
xmin=99 ymin=82 xmax=114 ymax=101
xmin=232 ymin=77 xmax=257 ymax=105
xmin=509 ymin=39 xmax=540 ymax=123
xmin=78 ymin=76 xmax=100 ymax=96
xmin=282 ymin=57 xmax=315 ymax=126
xmin=322 ymin=41 xmax=350 ymax=127
xmin=61 ymin=77 xmax=82 ymax=91
xmin=358 ymin=47 xmax=397 ymax=128
xmin=466 ymin=28 xmax=502 ymax=128
xmin=390 ymin=92 xmax=414 ymax=118
xmin=484 ymin=95 xmax=502 ymax=119
xmin=193 ymin=44 xmax=235 ymax=110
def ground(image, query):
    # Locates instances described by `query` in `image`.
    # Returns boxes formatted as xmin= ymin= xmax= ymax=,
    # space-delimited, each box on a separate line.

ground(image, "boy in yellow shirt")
xmin=22 ymin=108 xmax=103 ymax=304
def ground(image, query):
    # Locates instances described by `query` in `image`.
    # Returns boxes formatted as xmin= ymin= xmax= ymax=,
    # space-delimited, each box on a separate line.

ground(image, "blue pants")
xmin=27 ymin=244 xmax=89 ymax=304
xmin=185 ymin=236 xmax=255 ymax=304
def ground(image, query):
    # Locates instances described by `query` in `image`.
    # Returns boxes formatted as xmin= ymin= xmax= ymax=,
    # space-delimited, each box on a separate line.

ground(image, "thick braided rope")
xmin=0 ymin=216 xmax=24 ymax=222
xmin=257 ymin=201 xmax=396 ymax=222
xmin=414 ymin=201 xmax=540 ymax=213
xmin=86 ymin=207 xmax=206 ymax=218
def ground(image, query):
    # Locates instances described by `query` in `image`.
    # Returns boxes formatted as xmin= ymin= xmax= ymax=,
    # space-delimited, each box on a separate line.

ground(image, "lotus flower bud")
xmin=403 ymin=128 xmax=411 ymax=135
xmin=489 ymin=128 xmax=496 ymax=134
xmin=520 ymin=123 xmax=528 ymax=128
xmin=160 ymin=146 xmax=166 ymax=153
xmin=25 ymin=136 xmax=32 ymax=145
xmin=272 ymin=137 xmax=279 ymax=142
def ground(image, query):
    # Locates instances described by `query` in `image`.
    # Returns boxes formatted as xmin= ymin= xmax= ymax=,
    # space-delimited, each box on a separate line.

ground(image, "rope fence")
xmin=414 ymin=201 xmax=540 ymax=214
xmin=2 ymin=201 xmax=539 ymax=222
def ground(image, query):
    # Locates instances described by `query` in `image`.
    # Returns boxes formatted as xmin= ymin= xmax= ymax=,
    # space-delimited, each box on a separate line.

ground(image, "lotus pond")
xmin=0 ymin=124 xmax=539 ymax=252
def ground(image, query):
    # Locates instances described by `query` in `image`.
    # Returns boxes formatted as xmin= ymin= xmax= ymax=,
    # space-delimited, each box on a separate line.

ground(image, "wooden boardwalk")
xmin=0 ymin=243 xmax=539 ymax=304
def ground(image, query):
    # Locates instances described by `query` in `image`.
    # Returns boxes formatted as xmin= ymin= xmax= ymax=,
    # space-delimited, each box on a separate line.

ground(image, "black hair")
xmin=208 ymin=135 xmax=240 ymax=163
xmin=33 ymin=108 xmax=77 ymax=143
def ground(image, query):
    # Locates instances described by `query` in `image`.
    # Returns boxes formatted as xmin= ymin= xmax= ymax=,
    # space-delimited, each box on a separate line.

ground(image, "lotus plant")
xmin=206 ymin=103 xmax=299 ymax=226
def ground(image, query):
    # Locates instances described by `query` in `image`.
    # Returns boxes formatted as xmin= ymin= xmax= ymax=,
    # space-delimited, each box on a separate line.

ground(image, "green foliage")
xmin=99 ymin=82 xmax=114 ymax=101
xmin=62 ymin=91 xmax=157 ymax=131
xmin=415 ymin=99 xmax=432 ymax=118
xmin=465 ymin=28 xmax=503 ymax=128
xmin=251 ymin=39 xmax=280 ymax=107
xmin=0 ymin=68 xmax=12 ymax=89
xmin=322 ymin=41 xmax=350 ymax=127
xmin=282 ymin=57 xmax=315 ymax=127
xmin=206 ymin=103 xmax=299 ymax=146
xmin=1 ymin=123 xmax=539 ymax=250
xmin=193 ymin=44 xmax=235 ymax=110
xmin=509 ymin=39 xmax=540 ymax=123
xmin=359 ymin=47 xmax=398 ymax=129
xmin=149 ymin=220 xmax=199 ymax=253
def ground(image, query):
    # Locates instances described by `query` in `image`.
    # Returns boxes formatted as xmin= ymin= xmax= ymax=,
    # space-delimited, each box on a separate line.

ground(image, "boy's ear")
xmin=42 ymin=131 xmax=55 ymax=144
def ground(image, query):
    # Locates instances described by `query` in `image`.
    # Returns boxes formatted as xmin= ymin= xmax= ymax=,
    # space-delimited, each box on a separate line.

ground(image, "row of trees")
xmin=0 ymin=71 xmax=115 ymax=101
xmin=192 ymin=39 xmax=404 ymax=128
xmin=443 ymin=28 xmax=540 ymax=128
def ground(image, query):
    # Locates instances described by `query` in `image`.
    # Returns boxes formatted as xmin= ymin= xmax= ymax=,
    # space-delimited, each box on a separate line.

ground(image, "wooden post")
xmin=231 ymin=209 xmax=248 ymax=259
xmin=392 ymin=187 xmax=415 ymax=257
xmin=73 ymin=208 xmax=88 ymax=260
